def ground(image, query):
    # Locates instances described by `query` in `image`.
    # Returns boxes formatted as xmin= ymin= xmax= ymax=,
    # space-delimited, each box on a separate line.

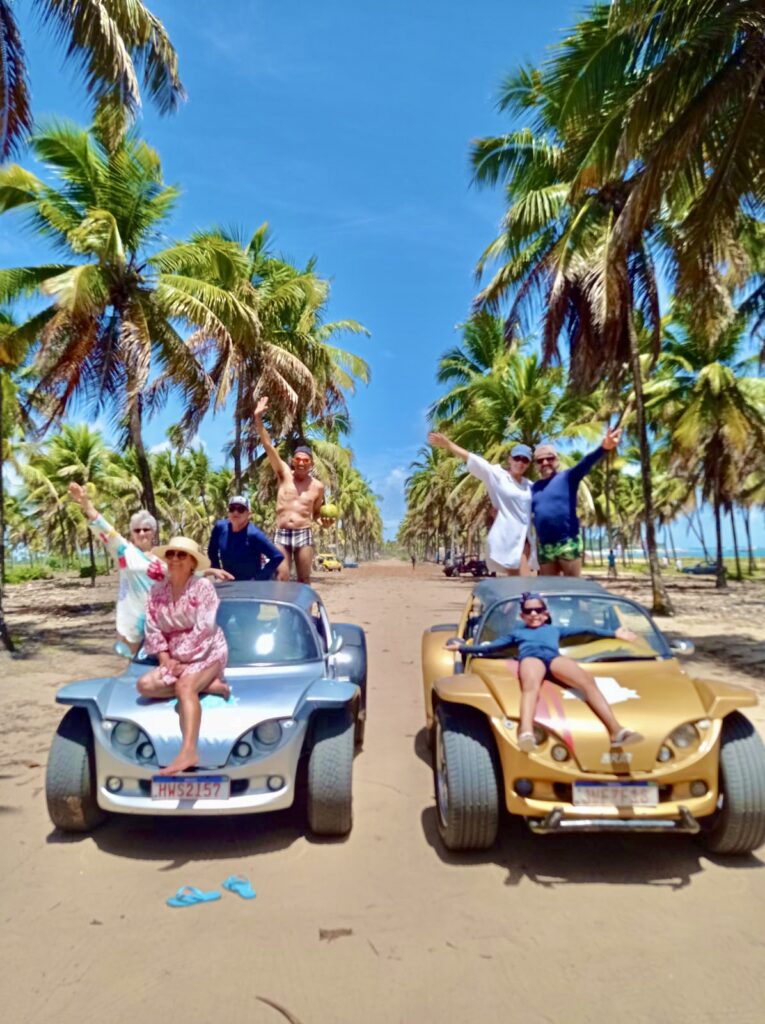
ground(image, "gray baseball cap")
xmin=510 ymin=443 xmax=532 ymax=459
xmin=228 ymin=495 xmax=250 ymax=510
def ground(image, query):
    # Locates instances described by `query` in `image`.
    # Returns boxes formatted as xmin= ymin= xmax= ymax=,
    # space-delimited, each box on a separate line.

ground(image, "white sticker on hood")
xmin=563 ymin=676 xmax=639 ymax=705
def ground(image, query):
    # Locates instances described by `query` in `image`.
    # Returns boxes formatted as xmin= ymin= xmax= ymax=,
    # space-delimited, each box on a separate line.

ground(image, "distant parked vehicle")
xmin=443 ymin=556 xmax=491 ymax=578
xmin=343 ymin=559 xmax=359 ymax=569
xmin=681 ymin=561 xmax=719 ymax=576
xmin=316 ymin=552 xmax=343 ymax=572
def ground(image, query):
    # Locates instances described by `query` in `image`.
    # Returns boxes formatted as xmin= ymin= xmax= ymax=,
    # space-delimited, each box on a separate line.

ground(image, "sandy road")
xmin=1 ymin=563 xmax=763 ymax=1024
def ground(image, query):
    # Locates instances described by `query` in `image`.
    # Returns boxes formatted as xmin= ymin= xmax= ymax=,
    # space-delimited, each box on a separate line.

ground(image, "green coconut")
xmin=320 ymin=503 xmax=339 ymax=519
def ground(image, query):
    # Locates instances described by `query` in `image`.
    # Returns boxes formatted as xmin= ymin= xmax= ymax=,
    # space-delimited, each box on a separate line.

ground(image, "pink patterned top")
xmin=144 ymin=575 xmax=228 ymax=683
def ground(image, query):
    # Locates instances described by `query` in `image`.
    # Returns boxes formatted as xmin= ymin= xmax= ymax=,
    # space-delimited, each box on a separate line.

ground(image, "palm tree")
xmin=1 ymin=0 xmax=184 ymax=158
xmin=470 ymin=49 xmax=673 ymax=612
xmin=21 ymin=422 xmax=128 ymax=584
xmin=180 ymin=226 xmax=370 ymax=491
xmin=0 ymin=121 xmax=257 ymax=517
xmin=645 ymin=308 xmax=765 ymax=588
xmin=0 ymin=308 xmax=28 ymax=649
xmin=591 ymin=1 xmax=765 ymax=320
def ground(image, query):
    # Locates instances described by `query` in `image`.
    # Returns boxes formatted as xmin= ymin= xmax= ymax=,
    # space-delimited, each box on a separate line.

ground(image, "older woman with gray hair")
xmin=68 ymin=484 xmax=231 ymax=654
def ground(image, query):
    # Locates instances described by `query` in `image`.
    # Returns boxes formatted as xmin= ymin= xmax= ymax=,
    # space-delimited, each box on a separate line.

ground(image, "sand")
xmin=1 ymin=561 xmax=764 ymax=1024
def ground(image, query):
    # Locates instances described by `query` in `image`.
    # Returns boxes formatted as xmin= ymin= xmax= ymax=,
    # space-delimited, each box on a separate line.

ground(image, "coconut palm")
xmin=181 ymin=225 xmax=370 ymax=491
xmin=0 ymin=121 xmax=257 ymax=517
xmin=645 ymin=308 xmax=765 ymax=588
xmin=20 ymin=422 xmax=128 ymax=583
xmin=470 ymin=54 xmax=673 ymax=612
xmin=1 ymin=0 xmax=184 ymax=159
xmin=588 ymin=1 xmax=765 ymax=317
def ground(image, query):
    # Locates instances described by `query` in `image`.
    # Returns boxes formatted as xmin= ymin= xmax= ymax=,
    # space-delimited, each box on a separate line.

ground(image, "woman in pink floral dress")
xmin=138 ymin=536 xmax=229 ymax=775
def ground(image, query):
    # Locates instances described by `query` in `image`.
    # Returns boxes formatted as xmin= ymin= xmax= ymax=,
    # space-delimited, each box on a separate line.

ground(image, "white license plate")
xmin=151 ymin=775 xmax=230 ymax=800
xmin=573 ymin=781 xmax=658 ymax=807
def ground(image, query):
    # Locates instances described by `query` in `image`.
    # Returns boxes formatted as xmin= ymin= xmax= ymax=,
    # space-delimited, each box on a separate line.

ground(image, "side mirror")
xmin=328 ymin=634 xmax=344 ymax=655
xmin=669 ymin=638 xmax=695 ymax=657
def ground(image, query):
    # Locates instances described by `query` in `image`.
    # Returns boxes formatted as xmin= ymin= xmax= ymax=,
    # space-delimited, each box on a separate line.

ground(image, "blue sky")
xmin=3 ymin=1 xmax=763 ymax=551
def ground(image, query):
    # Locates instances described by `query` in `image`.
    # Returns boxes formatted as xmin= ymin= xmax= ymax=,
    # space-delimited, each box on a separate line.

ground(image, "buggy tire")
xmin=698 ymin=712 xmax=765 ymax=855
xmin=46 ymin=707 xmax=106 ymax=833
xmin=434 ymin=704 xmax=499 ymax=851
xmin=307 ymin=709 xmax=354 ymax=836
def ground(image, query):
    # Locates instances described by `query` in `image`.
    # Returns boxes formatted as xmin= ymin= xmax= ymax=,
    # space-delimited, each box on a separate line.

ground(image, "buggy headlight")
xmin=669 ymin=723 xmax=698 ymax=749
xmin=254 ymin=721 xmax=282 ymax=746
xmin=113 ymin=721 xmax=140 ymax=746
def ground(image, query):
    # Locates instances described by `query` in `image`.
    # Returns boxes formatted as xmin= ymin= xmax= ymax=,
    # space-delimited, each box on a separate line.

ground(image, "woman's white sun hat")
xmin=152 ymin=536 xmax=211 ymax=572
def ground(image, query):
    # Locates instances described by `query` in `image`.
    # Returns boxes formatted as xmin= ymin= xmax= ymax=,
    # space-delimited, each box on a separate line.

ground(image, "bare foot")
xmin=159 ymin=750 xmax=200 ymax=776
xmin=203 ymin=678 xmax=231 ymax=699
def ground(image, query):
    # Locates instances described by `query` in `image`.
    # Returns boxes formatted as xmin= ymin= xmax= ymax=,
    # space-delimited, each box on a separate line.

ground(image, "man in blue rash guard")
xmin=208 ymin=496 xmax=285 ymax=581
xmin=531 ymin=425 xmax=622 ymax=576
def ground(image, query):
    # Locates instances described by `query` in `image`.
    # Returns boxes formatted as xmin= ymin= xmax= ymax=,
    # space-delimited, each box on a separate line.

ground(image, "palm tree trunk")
xmin=87 ymin=529 xmax=97 ymax=587
xmin=743 ymin=507 xmax=756 ymax=574
xmin=604 ymin=451 xmax=613 ymax=550
xmin=128 ymin=397 xmax=157 ymax=520
xmin=0 ymin=371 xmax=15 ymax=652
xmin=696 ymin=506 xmax=711 ymax=561
xmin=667 ymin=523 xmax=678 ymax=561
xmin=628 ymin=325 xmax=673 ymax=614
xmin=713 ymin=469 xmax=726 ymax=590
xmin=233 ymin=382 xmax=243 ymax=493
xmin=729 ymin=506 xmax=742 ymax=580
xmin=685 ymin=512 xmax=710 ymax=561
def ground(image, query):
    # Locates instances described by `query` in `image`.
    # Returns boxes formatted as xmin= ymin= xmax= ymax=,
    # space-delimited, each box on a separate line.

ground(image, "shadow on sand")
xmin=45 ymin=790 xmax=350 ymax=870
xmin=413 ymin=729 xmax=763 ymax=889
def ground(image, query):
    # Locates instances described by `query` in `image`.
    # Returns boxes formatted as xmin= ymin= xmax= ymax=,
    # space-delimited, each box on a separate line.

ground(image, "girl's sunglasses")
xmin=165 ymin=550 xmax=189 ymax=560
xmin=521 ymin=605 xmax=547 ymax=615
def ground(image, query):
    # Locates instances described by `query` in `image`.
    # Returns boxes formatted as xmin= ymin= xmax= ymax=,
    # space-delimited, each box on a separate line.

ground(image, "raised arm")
xmin=254 ymin=396 xmax=290 ymax=479
xmin=428 ymin=431 xmax=469 ymax=462
xmin=69 ymin=482 xmax=128 ymax=562
xmin=445 ymin=632 xmax=519 ymax=656
xmin=568 ymin=426 xmax=621 ymax=487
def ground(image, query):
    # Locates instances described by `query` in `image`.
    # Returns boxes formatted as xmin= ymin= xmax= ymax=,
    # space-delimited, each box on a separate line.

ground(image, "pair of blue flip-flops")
xmin=167 ymin=875 xmax=256 ymax=908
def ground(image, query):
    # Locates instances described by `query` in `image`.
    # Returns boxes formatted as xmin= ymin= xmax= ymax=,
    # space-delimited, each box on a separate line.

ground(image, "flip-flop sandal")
xmin=166 ymin=886 xmax=222 ymax=908
xmin=611 ymin=729 xmax=643 ymax=747
xmin=222 ymin=875 xmax=257 ymax=900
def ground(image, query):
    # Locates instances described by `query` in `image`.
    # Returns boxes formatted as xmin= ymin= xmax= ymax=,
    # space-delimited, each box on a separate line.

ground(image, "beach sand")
xmin=1 ymin=561 xmax=763 ymax=1024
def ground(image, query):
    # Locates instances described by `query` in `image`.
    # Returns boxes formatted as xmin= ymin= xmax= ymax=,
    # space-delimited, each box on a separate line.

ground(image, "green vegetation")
xmin=0 ymin=9 xmax=381 ymax=653
xmin=401 ymin=2 xmax=765 ymax=611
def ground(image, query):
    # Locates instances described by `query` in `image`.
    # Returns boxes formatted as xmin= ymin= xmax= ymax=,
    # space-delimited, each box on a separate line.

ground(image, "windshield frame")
xmin=474 ymin=592 xmax=672 ymax=660
xmin=132 ymin=597 xmax=325 ymax=669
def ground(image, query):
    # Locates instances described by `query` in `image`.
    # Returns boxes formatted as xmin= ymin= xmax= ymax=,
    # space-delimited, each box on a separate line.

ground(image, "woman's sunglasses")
xmin=511 ymin=455 xmax=530 ymax=463
xmin=165 ymin=550 xmax=189 ymax=560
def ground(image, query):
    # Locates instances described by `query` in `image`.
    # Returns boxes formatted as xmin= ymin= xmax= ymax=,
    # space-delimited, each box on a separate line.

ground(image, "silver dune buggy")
xmin=46 ymin=582 xmax=367 ymax=837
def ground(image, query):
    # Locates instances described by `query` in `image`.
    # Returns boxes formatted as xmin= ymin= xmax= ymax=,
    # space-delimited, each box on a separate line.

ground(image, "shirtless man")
xmin=255 ymin=396 xmax=332 ymax=583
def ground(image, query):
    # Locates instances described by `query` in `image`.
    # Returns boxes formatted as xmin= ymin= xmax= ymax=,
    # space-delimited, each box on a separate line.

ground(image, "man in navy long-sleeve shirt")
xmin=531 ymin=426 xmax=621 ymax=576
xmin=207 ymin=495 xmax=285 ymax=581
